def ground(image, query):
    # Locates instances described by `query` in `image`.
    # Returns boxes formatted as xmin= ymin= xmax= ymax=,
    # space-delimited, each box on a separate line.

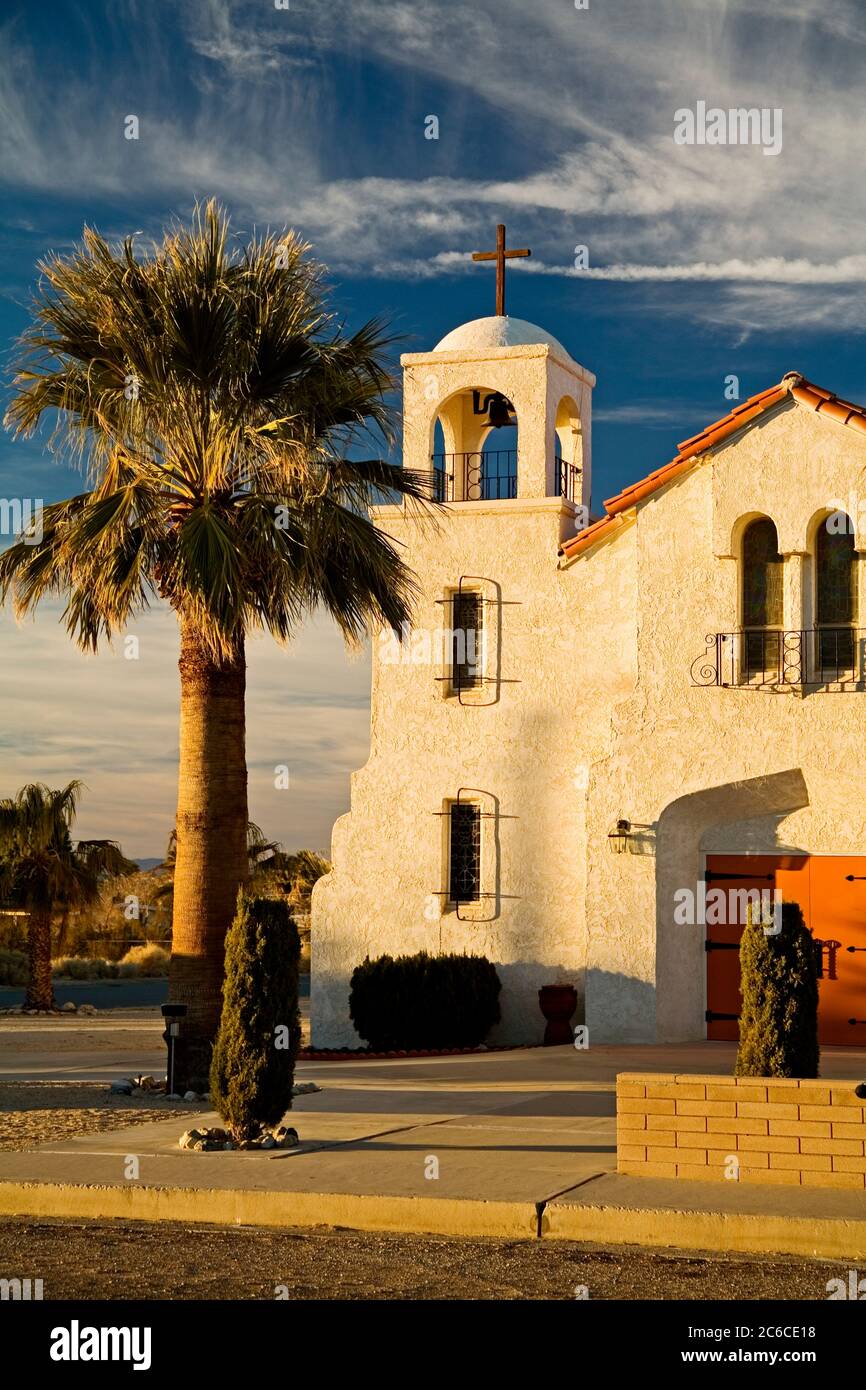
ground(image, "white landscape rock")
xmin=177 ymin=1122 xmax=299 ymax=1152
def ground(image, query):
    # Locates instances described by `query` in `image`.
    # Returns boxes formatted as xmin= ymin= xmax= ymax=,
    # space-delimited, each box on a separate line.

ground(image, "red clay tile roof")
xmin=559 ymin=373 xmax=866 ymax=561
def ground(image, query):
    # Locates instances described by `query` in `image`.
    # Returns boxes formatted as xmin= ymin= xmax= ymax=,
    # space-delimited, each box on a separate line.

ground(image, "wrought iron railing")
xmin=690 ymin=628 xmax=866 ymax=689
xmin=432 ymin=466 xmax=453 ymax=502
xmin=429 ymin=453 xmax=581 ymax=503
xmin=431 ymin=451 xmax=517 ymax=501
xmin=554 ymin=458 xmax=582 ymax=503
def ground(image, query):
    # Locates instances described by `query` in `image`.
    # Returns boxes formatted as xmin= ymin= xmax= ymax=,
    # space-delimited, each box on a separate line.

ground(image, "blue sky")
xmin=1 ymin=0 xmax=865 ymax=856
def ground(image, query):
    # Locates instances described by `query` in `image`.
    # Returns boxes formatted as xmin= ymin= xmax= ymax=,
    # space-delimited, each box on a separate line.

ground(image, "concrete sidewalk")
xmin=2 ymin=1043 xmax=865 ymax=1256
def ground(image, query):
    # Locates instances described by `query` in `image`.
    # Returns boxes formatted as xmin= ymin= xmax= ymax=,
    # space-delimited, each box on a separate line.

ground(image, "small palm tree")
xmin=0 ymin=781 xmax=135 ymax=1010
xmin=154 ymin=820 xmax=293 ymax=916
xmin=281 ymin=849 xmax=331 ymax=911
xmin=1 ymin=202 xmax=433 ymax=1083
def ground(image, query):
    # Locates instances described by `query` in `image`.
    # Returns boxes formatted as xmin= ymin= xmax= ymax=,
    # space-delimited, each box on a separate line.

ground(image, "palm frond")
xmin=3 ymin=200 xmax=439 ymax=658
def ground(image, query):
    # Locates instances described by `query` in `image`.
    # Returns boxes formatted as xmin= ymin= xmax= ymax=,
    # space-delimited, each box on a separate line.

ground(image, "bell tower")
xmin=311 ymin=239 xmax=597 ymax=1051
xmin=400 ymin=232 xmax=594 ymax=528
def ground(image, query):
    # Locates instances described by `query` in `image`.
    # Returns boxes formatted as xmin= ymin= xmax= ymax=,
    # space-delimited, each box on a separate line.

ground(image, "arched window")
xmin=816 ymin=519 xmax=857 ymax=676
xmin=742 ymin=518 xmax=783 ymax=680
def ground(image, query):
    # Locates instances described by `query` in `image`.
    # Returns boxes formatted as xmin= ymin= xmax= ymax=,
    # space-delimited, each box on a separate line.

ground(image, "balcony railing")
xmin=554 ymin=458 xmax=582 ymax=503
xmin=690 ymin=628 xmax=866 ymax=690
xmin=429 ymin=452 xmax=581 ymax=503
xmin=432 ymin=451 xmax=516 ymax=501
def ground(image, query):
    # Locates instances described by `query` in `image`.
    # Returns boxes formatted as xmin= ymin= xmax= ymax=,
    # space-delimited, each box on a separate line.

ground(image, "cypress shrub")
xmin=735 ymin=899 xmax=819 ymax=1078
xmin=349 ymin=951 xmax=501 ymax=1051
xmin=209 ymin=892 xmax=300 ymax=1141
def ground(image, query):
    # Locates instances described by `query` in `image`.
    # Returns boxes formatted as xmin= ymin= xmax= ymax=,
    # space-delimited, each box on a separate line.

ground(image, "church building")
xmin=311 ymin=230 xmax=866 ymax=1050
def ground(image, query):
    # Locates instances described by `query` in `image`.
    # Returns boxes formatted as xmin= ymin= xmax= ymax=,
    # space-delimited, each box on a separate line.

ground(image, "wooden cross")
xmin=471 ymin=224 xmax=531 ymax=317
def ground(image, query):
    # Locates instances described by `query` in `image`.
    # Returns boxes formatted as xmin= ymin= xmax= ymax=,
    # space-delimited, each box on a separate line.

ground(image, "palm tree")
xmin=280 ymin=849 xmax=331 ymax=912
xmin=1 ymin=202 xmax=433 ymax=1083
xmin=0 ymin=781 xmax=135 ymax=1010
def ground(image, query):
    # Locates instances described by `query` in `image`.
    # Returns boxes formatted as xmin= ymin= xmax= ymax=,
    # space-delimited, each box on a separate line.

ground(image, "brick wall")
xmin=617 ymin=1073 xmax=866 ymax=1188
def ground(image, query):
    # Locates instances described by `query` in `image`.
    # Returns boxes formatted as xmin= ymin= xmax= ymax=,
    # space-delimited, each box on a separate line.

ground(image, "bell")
xmin=486 ymin=392 xmax=515 ymax=429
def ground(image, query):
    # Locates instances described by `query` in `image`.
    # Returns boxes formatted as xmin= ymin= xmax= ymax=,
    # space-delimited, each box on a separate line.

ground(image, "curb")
xmin=0 ymin=1181 xmax=537 ymax=1241
xmin=3 ymin=1179 xmax=866 ymax=1258
xmin=543 ymin=1200 xmax=866 ymax=1260
xmin=298 ymin=1044 xmax=541 ymax=1061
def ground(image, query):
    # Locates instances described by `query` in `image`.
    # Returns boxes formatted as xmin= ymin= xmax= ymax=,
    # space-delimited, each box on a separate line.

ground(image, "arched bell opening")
xmin=553 ymin=395 xmax=583 ymax=502
xmin=430 ymin=386 xmax=519 ymax=501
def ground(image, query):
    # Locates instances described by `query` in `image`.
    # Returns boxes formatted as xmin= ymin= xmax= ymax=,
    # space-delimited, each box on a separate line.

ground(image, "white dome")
xmin=434 ymin=315 xmax=573 ymax=360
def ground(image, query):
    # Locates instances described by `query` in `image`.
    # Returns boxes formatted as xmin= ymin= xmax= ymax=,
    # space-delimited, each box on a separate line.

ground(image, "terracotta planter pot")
xmin=538 ymin=984 xmax=578 ymax=1046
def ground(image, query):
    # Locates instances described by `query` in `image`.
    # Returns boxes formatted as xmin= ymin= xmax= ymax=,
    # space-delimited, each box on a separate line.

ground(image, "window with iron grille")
xmin=816 ymin=522 xmax=858 ymax=673
xmin=742 ymin=517 xmax=783 ymax=627
xmin=742 ymin=517 xmax=783 ymax=679
xmin=449 ymin=802 xmax=481 ymax=903
xmin=451 ymin=590 xmax=483 ymax=691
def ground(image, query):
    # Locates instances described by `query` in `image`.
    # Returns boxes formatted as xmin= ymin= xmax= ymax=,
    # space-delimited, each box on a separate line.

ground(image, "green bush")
xmin=51 ymin=956 xmax=119 ymax=980
xmin=209 ymin=893 xmax=301 ymax=1142
xmin=349 ymin=952 xmax=502 ymax=1051
xmin=0 ymin=948 xmax=28 ymax=986
xmin=118 ymin=944 xmax=170 ymax=977
xmin=736 ymin=900 xmax=819 ymax=1078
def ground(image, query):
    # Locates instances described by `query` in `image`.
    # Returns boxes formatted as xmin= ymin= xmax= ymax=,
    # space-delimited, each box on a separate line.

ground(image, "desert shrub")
xmin=0 ymin=948 xmax=28 ymax=986
xmin=349 ymin=952 xmax=501 ymax=1052
xmin=51 ymin=956 xmax=119 ymax=980
xmin=118 ymin=944 xmax=170 ymax=977
xmin=210 ymin=893 xmax=300 ymax=1142
xmin=736 ymin=900 xmax=819 ymax=1078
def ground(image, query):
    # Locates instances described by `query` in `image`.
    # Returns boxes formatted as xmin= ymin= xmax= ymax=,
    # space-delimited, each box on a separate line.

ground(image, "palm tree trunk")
xmin=25 ymin=906 xmax=55 ymax=1010
xmin=168 ymin=617 xmax=249 ymax=1092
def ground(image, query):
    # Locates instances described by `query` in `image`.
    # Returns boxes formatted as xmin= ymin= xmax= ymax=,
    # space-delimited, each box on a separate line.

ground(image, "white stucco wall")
xmin=312 ymin=339 xmax=866 ymax=1049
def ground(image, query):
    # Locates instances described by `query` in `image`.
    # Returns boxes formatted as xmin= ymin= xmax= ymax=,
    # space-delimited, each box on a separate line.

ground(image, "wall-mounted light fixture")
xmin=607 ymin=818 xmax=632 ymax=854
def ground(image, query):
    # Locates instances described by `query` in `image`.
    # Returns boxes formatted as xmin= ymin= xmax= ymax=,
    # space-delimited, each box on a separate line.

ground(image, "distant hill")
xmin=136 ymin=858 xmax=165 ymax=872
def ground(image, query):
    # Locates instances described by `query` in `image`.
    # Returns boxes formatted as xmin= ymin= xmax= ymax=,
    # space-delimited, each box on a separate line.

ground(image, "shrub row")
xmin=349 ymin=952 xmax=501 ymax=1052
xmin=0 ymin=945 xmax=170 ymax=986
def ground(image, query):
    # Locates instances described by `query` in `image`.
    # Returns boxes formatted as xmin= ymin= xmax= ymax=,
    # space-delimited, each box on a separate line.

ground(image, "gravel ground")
xmin=0 ymin=1083 xmax=208 ymax=1151
xmin=0 ymin=1217 xmax=843 ymax=1300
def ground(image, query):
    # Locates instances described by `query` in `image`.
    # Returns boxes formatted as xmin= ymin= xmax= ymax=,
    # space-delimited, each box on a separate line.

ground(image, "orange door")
xmin=808 ymin=858 xmax=866 ymax=1047
xmin=705 ymin=854 xmax=866 ymax=1047
xmin=705 ymin=856 xmax=783 ymax=1041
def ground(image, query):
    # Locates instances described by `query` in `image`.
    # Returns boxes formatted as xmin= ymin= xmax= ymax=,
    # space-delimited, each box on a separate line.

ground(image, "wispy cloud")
xmin=187 ymin=0 xmax=316 ymax=77
xmin=2 ymin=0 xmax=865 ymax=332
xmin=592 ymin=402 xmax=698 ymax=426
